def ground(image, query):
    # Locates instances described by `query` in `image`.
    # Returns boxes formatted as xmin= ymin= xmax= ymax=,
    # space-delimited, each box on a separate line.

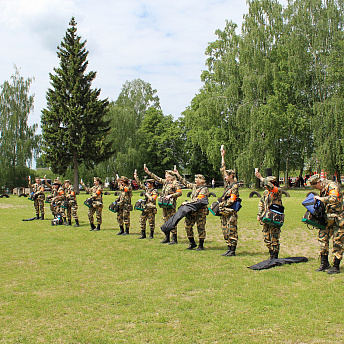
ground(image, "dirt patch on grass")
xmin=0 ymin=203 xmax=28 ymax=209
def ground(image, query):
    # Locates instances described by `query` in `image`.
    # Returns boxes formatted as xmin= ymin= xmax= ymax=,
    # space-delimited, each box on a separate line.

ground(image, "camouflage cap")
xmin=225 ymin=169 xmax=235 ymax=176
xmin=307 ymin=174 xmax=320 ymax=185
xmin=120 ymin=176 xmax=129 ymax=182
xmin=266 ymin=176 xmax=277 ymax=183
xmin=195 ymin=174 xmax=206 ymax=181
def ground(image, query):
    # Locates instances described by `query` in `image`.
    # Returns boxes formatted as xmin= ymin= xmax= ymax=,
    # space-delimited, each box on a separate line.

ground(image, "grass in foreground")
xmin=0 ymin=188 xmax=343 ymax=343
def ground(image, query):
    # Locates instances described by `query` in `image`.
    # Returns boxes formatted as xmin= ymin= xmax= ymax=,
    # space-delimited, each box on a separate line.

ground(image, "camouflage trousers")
xmin=185 ymin=209 xmax=207 ymax=239
xmin=221 ymin=211 xmax=238 ymax=246
xmin=117 ymin=205 xmax=131 ymax=227
xmin=34 ymin=198 xmax=45 ymax=216
xmin=318 ymin=217 xmax=344 ymax=260
xmin=262 ymin=223 xmax=281 ymax=252
xmin=66 ymin=201 xmax=78 ymax=221
xmin=162 ymin=208 xmax=177 ymax=235
xmin=140 ymin=210 xmax=156 ymax=231
xmin=88 ymin=202 xmax=103 ymax=225
xmin=50 ymin=202 xmax=58 ymax=217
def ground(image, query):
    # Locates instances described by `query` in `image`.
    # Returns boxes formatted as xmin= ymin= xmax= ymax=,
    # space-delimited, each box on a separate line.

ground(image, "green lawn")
xmin=0 ymin=188 xmax=343 ymax=343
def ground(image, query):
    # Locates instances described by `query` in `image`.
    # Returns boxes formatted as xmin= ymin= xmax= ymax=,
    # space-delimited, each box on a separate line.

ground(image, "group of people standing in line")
xmin=27 ymin=149 xmax=344 ymax=275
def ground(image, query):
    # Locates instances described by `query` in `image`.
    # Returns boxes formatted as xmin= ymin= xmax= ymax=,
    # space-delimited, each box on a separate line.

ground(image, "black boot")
xmin=66 ymin=219 xmax=72 ymax=226
xmin=273 ymin=250 xmax=279 ymax=259
xmin=169 ymin=233 xmax=178 ymax=245
xmin=39 ymin=214 xmax=44 ymax=220
xmin=62 ymin=217 xmax=68 ymax=225
xmin=196 ymin=238 xmax=205 ymax=251
xmin=73 ymin=219 xmax=80 ymax=228
xmin=138 ymin=230 xmax=146 ymax=239
xmin=316 ymin=254 xmax=331 ymax=271
xmin=93 ymin=224 xmax=100 ymax=231
xmin=35 ymin=213 xmax=40 ymax=220
xmin=327 ymin=257 xmax=341 ymax=274
xmin=221 ymin=245 xmax=236 ymax=256
xmin=117 ymin=226 xmax=124 ymax=235
xmin=90 ymin=223 xmax=96 ymax=231
xmin=187 ymin=237 xmax=197 ymax=250
xmin=161 ymin=233 xmax=170 ymax=243
xmin=149 ymin=230 xmax=154 ymax=239
xmin=122 ymin=226 xmax=129 ymax=235
xmin=269 ymin=249 xmax=274 ymax=260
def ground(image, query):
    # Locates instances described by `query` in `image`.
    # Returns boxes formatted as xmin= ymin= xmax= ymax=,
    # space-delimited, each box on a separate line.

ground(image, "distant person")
xmin=145 ymin=166 xmax=182 ymax=244
xmin=308 ymin=174 xmax=344 ymax=274
xmin=28 ymin=176 xmax=45 ymax=220
xmin=174 ymin=169 xmax=209 ymax=250
xmin=64 ymin=180 xmax=79 ymax=227
xmin=134 ymin=172 xmax=158 ymax=239
xmin=255 ymin=171 xmax=283 ymax=259
xmin=81 ymin=177 xmax=103 ymax=231
xmin=219 ymin=149 xmax=240 ymax=257
xmin=212 ymin=178 xmax=215 ymax=189
xmin=115 ymin=176 xmax=133 ymax=236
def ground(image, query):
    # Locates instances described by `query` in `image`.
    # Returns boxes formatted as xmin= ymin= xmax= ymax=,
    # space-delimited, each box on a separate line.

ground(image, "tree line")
xmin=1 ymin=0 xmax=344 ymax=190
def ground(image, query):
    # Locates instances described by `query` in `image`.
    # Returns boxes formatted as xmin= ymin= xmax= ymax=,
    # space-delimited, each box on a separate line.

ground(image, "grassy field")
xmin=0 ymin=188 xmax=343 ymax=343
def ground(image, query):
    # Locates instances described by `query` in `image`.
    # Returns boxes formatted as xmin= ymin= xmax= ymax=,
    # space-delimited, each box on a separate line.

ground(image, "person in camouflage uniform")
xmin=219 ymin=149 xmax=240 ymax=257
xmin=44 ymin=177 xmax=63 ymax=218
xmin=144 ymin=166 xmax=182 ymax=244
xmin=115 ymin=176 xmax=133 ymax=236
xmin=174 ymin=170 xmax=209 ymax=251
xmin=64 ymin=180 xmax=80 ymax=227
xmin=255 ymin=171 xmax=283 ymax=259
xmin=134 ymin=172 xmax=158 ymax=239
xmin=28 ymin=176 xmax=46 ymax=220
xmin=308 ymin=173 xmax=344 ymax=274
xmin=81 ymin=177 xmax=103 ymax=231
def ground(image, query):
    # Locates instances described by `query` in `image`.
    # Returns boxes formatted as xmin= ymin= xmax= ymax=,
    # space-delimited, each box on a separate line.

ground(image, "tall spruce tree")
xmin=41 ymin=17 xmax=112 ymax=190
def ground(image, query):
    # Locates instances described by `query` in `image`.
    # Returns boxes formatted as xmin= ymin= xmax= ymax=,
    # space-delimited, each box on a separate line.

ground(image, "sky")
xmin=0 ymin=0 xmax=253 ymax=129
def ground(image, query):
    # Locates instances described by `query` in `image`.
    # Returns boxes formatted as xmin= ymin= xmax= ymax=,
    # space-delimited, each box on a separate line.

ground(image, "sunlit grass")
xmin=0 ymin=188 xmax=343 ymax=343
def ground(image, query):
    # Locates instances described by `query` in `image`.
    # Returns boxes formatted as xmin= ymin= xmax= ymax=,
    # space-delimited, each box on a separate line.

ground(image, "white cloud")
xmin=0 ymin=0 xmax=252 ymax=127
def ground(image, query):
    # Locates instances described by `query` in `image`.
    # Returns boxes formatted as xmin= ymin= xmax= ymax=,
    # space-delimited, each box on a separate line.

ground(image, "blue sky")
xmin=0 ymin=0 xmax=253 ymax=128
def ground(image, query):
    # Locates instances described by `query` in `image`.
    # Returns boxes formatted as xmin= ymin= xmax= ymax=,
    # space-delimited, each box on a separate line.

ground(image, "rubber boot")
xmin=122 ymin=225 xmax=129 ymax=235
xmin=187 ymin=237 xmax=197 ymax=250
xmin=73 ymin=219 xmax=80 ymax=228
xmin=169 ymin=233 xmax=178 ymax=245
xmin=93 ymin=224 xmax=100 ymax=231
xmin=196 ymin=238 xmax=205 ymax=251
xmin=90 ymin=223 xmax=96 ymax=231
xmin=117 ymin=225 xmax=124 ymax=235
xmin=316 ymin=254 xmax=331 ymax=271
xmin=327 ymin=257 xmax=341 ymax=274
xmin=138 ymin=230 xmax=146 ymax=239
xmin=161 ymin=233 xmax=170 ymax=243
xmin=149 ymin=230 xmax=154 ymax=239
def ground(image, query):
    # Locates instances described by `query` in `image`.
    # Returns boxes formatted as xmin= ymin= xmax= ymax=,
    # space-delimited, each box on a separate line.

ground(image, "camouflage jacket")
xmin=147 ymin=171 xmax=182 ymax=208
xmin=319 ymin=180 xmax=343 ymax=219
xmin=220 ymin=163 xmax=239 ymax=208
xmin=177 ymin=175 xmax=209 ymax=205
xmin=85 ymin=185 xmax=103 ymax=203
xmin=65 ymin=185 xmax=77 ymax=203
xmin=118 ymin=184 xmax=132 ymax=206
xmin=29 ymin=182 xmax=45 ymax=200
xmin=136 ymin=179 xmax=158 ymax=208
xmin=258 ymin=178 xmax=283 ymax=217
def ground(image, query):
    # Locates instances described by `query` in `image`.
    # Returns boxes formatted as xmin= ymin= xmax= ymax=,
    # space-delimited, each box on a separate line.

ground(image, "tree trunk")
xmin=73 ymin=152 xmax=79 ymax=193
